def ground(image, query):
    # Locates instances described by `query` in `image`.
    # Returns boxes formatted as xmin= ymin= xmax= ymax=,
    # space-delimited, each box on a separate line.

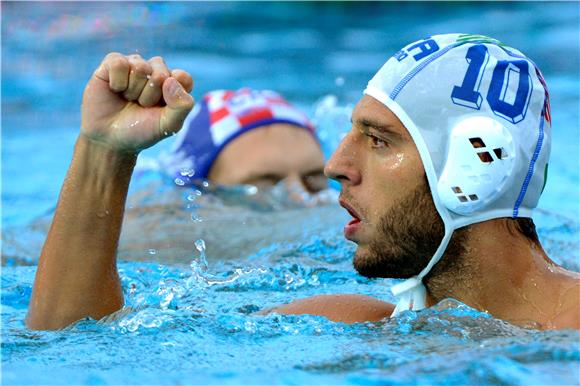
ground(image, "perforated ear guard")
xmin=438 ymin=116 xmax=518 ymax=215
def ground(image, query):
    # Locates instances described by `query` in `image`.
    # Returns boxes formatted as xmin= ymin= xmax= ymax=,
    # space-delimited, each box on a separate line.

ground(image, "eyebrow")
xmin=353 ymin=117 xmax=402 ymax=138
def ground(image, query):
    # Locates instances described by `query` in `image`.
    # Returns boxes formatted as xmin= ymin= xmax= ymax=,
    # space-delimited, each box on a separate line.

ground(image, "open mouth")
xmin=339 ymin=199 xmax=362 ymax=238
xmin=340 ymin=199 xmax=361 ymax=220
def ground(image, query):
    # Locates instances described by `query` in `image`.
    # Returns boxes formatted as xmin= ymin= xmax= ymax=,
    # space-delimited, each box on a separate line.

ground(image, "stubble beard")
xmin=353 ymin=178 xmax=467 ymax=280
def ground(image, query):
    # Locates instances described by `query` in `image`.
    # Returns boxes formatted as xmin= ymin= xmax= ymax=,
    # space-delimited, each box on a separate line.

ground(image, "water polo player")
xmin=158 ymin=88 xmax=327 ymax=193
xmin=27 ymin=35 xmax=579 ymax=330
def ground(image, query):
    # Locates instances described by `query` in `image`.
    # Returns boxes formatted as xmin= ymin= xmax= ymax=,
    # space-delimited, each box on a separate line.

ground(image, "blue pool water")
xmin=2 ymin=2 xmax=580 ymax=385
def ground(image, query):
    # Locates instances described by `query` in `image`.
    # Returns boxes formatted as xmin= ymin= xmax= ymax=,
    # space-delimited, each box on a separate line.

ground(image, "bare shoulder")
xmin=264 ymin=294 xmax=394 ymax=323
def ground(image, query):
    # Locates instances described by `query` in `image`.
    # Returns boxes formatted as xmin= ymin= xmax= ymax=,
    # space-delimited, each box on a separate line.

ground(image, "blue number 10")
xmin=451 ymin=45 xmax=489 ymax=109
xmin=451 ymin=45 xmax=533 ymax=124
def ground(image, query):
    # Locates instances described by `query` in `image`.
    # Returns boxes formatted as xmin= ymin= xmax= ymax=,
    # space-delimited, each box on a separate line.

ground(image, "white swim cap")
xmin=363 ymin=33 xmax=551 ymax=315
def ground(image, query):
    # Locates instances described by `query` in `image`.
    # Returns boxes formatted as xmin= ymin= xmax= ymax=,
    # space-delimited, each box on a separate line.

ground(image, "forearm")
xmin=26 ymin=136 xmax=137 ymax=330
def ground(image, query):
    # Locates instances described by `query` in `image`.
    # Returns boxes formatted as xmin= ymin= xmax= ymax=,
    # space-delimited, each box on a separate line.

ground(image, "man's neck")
xmin=424 ymin=219 xmax=579 ymax=329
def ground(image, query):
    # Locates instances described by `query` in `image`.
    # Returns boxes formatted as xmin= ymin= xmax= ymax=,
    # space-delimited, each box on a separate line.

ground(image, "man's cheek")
xmin=383 ymin=152 xmax=406 ymax=171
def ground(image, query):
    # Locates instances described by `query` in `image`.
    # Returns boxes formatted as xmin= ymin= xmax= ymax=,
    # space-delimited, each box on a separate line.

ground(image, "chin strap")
xmin=390 ymin=229 xmax=454 ymax=317
xmin=391 ymin=277 xmax=426 ymax=315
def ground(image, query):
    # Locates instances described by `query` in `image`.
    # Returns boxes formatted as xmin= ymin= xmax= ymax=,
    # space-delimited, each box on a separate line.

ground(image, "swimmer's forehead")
xmin=211 ymin=123 xmax=325 ymax=184
xmin=351 ymin=96 xmax=411 ymax=141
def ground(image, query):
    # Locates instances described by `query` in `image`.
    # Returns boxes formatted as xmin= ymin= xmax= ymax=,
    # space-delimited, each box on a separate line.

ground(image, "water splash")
xmin=115 ymin=308 xmax=172 ymax=333
xmin=186 ymin=239 xmax=209 ymax=289
xmin=385 ymin=299 xmax=529 ymax=340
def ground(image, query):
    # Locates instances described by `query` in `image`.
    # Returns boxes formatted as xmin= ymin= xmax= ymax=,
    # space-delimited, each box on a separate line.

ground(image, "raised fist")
xmin=80 ymin=53 xmax=194 ymax=153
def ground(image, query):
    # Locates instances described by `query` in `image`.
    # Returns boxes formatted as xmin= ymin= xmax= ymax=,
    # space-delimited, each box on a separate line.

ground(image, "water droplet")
xmin=195 ymin=239 xmax=205 ymax=252
xmin=202 ymin=181 xmax=210 ymax=188
xmin=149 ymin=83 xmax=154 ymax=87
xmin=186 ymin=191 xmax=202 ymax=209
xmin=174 ymin=178 xmax=185 ymax=186
xmin=335 ymin=76 xmax=345 ymax=86
xmin=189 ymin=239 xmax=209 ymax=274
xmin=187 ymin=190 xmax=202 ymax=201
xmin=96 ymin=209 xmax=110 ymax=218
xmin=146 ymin=74 xmax=151 ymax=80
xmin=191 ymin=213 xmax=203 ymax=222
xmin=180 ymin=168 xmax=195 ymax=177
xmin=148 ymin=249 xmax=157 ymax=255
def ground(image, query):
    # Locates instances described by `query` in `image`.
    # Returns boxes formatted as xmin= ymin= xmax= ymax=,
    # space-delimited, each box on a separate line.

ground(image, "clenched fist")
xmin=81 ymin=53 xmax=194 ymax=153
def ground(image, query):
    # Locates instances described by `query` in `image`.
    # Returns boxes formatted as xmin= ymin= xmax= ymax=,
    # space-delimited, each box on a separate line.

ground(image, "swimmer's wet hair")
xmin=512 ymin=218 xmax=540 ymax=245
xmin=424 ymin=175 xmax=540 ymax=245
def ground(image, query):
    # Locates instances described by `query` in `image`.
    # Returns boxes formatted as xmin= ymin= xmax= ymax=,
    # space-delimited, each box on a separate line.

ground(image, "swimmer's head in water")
xmin=362 ymin=33 xmax=551 ymax=314
xmin=160 ymin=88 xmax=319 ymax=186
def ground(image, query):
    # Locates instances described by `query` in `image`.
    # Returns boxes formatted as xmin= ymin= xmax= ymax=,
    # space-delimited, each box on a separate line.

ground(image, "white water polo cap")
xmin=363 ymin=33 xmax=552 ymax=315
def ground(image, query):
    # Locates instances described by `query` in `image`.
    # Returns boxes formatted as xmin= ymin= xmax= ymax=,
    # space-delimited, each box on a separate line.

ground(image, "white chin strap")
xmin=390 ymin=228 xmax=454 ymax=316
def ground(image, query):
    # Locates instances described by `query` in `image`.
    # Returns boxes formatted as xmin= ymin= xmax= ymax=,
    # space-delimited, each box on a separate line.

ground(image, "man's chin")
xmin=353 ymin=248 xmax=388 ymax=278
xmin=349 ymin=179 xmax=445 ymax=281
xmin=352 ymin=248 xmax=417 ymax=279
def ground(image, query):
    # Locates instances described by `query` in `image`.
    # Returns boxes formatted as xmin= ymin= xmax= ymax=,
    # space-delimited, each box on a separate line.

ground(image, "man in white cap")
xmin=27 ymin=35 xmax=579 ymax=330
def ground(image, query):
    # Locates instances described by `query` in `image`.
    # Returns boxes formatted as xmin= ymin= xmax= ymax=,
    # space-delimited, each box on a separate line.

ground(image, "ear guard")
xmin=437 ymin=116 xmax=518 ymax=215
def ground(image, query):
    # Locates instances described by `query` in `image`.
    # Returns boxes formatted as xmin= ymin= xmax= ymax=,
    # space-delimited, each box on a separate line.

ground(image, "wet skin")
xmin=323 ymin=96 xmax=425 ymax=255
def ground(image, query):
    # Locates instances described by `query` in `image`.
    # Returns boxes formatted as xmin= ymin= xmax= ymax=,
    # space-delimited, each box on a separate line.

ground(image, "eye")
xmin=246 ymin=175 xmax=282 ymax=188
xmin=302 ymin=172 xmax=328 ymax=193
xmin=368 ymin=134 xmax=388 ymax=149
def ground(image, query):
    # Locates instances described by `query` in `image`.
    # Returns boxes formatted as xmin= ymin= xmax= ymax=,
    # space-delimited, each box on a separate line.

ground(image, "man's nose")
xmin=324 ymin=131 xmax=361 ymax=186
